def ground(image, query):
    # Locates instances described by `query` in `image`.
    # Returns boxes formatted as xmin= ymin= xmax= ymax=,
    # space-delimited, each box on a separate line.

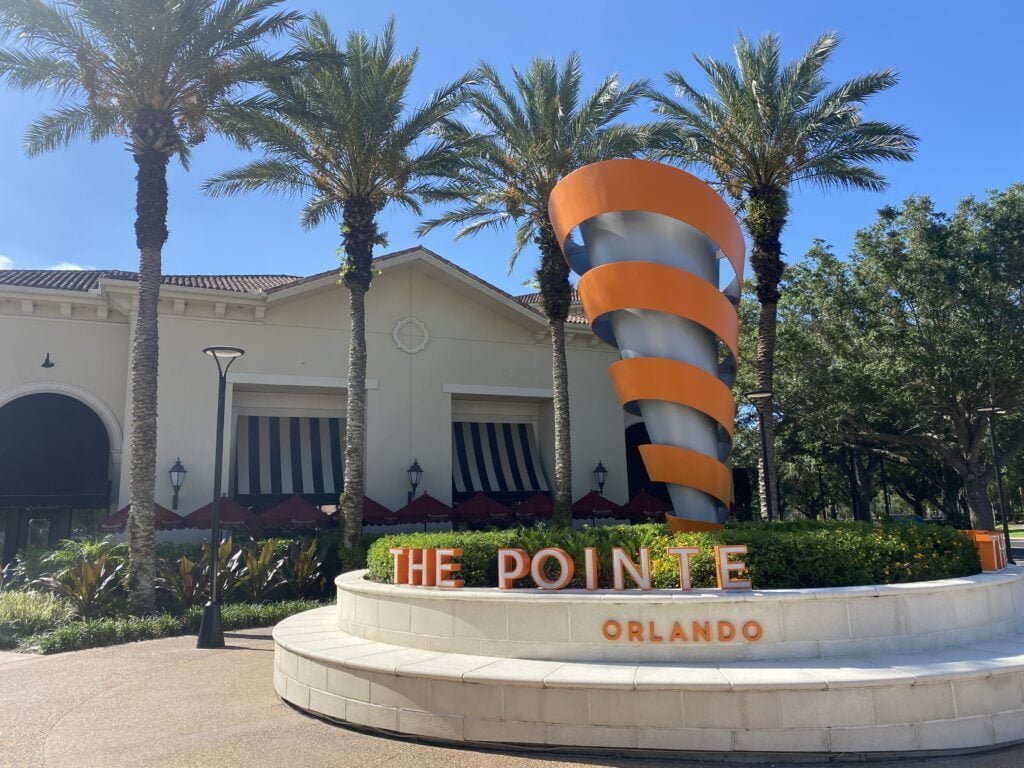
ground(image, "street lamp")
xmin=197 ymin=345 xmax=245 ymax=649
xmin=168 ymin=457 xmax=187 ymax=511
xmin=743 ymin=389 xmax=774 ymax=522
xmin=407 ymin=459 xmax=423 ymax=503
xmin=593 ymin=461 xmax=608 ymax=494
xmin=978 ymin=404 xmax=1015 ymax=565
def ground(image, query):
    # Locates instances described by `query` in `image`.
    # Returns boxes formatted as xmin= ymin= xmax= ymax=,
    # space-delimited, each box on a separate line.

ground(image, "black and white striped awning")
xmin=235 ymin=416 xmax=343 ymax=498
xmin=452 ymin=421 xmax=549 ymax=495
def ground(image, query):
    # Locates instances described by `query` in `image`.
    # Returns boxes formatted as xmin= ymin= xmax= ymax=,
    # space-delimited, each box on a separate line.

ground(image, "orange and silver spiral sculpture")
xmin=548 ymin=159 xmax=744 ymax=532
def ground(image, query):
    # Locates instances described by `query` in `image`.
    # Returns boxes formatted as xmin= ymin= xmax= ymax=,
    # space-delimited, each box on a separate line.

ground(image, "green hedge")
xmin=366 ymin=521 xmax=981 ymax=589
xmin=19 ymin=599 xmax=323 ymax=655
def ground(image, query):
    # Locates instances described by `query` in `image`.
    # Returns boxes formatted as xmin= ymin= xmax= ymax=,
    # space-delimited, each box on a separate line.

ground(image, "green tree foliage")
xmin=0 ymin=0 xmax=301 ymax=614
xmin=420 ymin=54 xmax=658 ymax=525
xmin=757 ymin=187 xmax=1024 ymax=529
xmin=650 ymin=31 xmax=917 ymax=519
xmin=205 ymin=15 xmax=472 ymax=547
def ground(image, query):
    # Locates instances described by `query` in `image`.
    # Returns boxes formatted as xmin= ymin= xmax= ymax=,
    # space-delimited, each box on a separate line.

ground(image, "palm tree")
xmin=0 ymin=0 xmax=300 ymax=612
xmin=419 ymin=54 xmax=655 ymax=527
xmin=648 ymin=32 xmax=916 ymax=520
xmin=204 ymin=15 xmax=472 ymax=548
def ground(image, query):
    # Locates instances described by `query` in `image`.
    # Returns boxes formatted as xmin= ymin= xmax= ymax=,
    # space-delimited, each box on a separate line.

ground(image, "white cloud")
xmin=48 ymin=262 xmax=93 ymax=271
xmin=0 ymin=255 xmax=12 ymax=270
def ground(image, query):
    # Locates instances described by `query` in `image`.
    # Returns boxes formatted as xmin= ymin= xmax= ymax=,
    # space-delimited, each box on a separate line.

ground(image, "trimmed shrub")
xmin=19 ymin=599 xmax=322 ymax=654
xmin=367 ymin=521 xmax=981 ymax=589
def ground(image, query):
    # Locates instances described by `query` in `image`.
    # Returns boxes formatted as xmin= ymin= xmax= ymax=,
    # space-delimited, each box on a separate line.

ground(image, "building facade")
xmin=0 ymin=247 xmax=652 ymax=560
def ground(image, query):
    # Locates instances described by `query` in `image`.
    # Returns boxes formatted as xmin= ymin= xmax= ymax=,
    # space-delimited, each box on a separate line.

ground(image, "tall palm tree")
xmin=419 ymin=54 xmax=655 ymax=527
xmin=648 ymin=32 xmax=916 ymax=520
xmin=204 ymin=15 xmax=472 ymax=548
xmin=0 ymin=0 xmax=300 ymax=612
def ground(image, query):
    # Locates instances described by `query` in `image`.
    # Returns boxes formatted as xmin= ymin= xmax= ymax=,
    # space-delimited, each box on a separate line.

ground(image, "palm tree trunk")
xmin=755 ymin=300 xmax=779 ymax=520
xmin=537 ymin=225 xmax=573 ymax=527
xmin=549 ymin=317 xmax=572 ymax=527
xmin=338 ymin=199 xmax=377 ymax=549
xmin=744 ymin=187 xmax=788 ymax=522
xmin=126 ymin=134 xmax=170 ymax=614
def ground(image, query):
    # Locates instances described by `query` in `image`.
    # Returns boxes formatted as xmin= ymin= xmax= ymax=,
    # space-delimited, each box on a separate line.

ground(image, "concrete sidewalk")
xmin=1 ymin=629 xmax=1023 ymax=768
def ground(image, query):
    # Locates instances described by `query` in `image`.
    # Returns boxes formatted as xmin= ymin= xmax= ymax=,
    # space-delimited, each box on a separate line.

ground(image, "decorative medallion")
xmin=392 ymin=316 xmax=429 ymax=354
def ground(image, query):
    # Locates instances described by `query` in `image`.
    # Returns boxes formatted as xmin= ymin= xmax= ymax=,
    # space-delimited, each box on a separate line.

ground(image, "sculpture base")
xmin=272 ymin=569 xmax=1024 ymax=754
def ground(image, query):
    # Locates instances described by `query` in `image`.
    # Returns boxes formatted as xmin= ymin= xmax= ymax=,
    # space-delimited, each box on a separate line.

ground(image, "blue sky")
xmin=0 ymin=0 xmax=1020 ymax=293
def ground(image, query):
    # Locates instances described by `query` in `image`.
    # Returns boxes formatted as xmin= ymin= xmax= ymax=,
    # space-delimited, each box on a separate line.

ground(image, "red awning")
xmin=454 ymin=493 xmax=510 ymax=525
xmin=512 ymin=492 xmax=554 ymax=521
xmin=99 ymin=503 xmax=183 ymax=532
xmin=182 ymin=497 xmax=259 ymax=529
xmin=394 ymin=493 xmax=451 ymax=524
xmin=571 ymin=491 xmax=625 ymax=519
xmin=361 ymin=496 xmax=397 ymax=526
xmin=258 ymin=496 xmax=334 ymax=529
xmin=621 ymin=491 xmax=673 ymax=522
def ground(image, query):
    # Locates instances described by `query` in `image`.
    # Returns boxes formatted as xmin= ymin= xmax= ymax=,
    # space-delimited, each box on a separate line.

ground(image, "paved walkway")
xmin=2 ymin=629 xmax=1024 ymax=768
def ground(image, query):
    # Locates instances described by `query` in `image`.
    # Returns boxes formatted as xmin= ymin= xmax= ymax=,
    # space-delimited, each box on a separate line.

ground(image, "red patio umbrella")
xmin=571 ymin=491 xmax=624 ymax=521
xmin=361 ymin=497 xmax=397 ymax=526
xmin=621 ymin=491 xmax=673 ymax=523
xmin=454 ymin=493 xmax=510 ymax=526
xmin=258 ymin=496 xmax=334 ymax=529
xmin=99 ymin=503 xmax=182 ymax=532
xmin=395 ymin=493 xmax=451 ymax=526
xmin=182 ymin=497 xmax=259 ymax=529
xmin=511 ymin=493 xmax=553 ymax=524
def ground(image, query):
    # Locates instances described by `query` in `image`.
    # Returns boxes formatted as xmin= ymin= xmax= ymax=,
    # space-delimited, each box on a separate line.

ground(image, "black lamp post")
xmin=744 ymin=389 xmax=775 ymax=522
xmin=169 ymin=457 xmax=187 ymax=511
xmin=978 ymin=404 xmax=1015 ymax=565
xmin=197 ymin=345 xmax=244 ymax=649
xmin=407 ymin=459 xmax=423 ymax=503
xmin=593 ymin=461 xmax=608 ymax=494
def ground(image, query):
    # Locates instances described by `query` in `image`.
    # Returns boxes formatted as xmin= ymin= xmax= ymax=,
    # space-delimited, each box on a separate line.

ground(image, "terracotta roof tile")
xmin=0 ymin=269 xmax=298 ymax=294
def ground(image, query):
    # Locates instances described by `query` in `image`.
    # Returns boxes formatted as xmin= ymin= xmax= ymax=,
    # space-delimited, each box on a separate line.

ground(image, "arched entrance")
xmin=0 ymin=393 xmax=112 ymax=564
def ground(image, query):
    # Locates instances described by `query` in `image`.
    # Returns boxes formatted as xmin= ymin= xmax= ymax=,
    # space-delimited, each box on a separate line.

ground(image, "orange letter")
xmin=669 ymin=622 xmax=687 ymax=642
xmin=742 ymin=621 xmax=763 ymax=642
xmin=583 ymin=547 xmax=599 ymax=590
xmin=665 ymin=546 xmax=699 ymax=590
xmin=612 ymin=547 xmax=652 ymax=590
xmin=692 ymin=621 xmax=711 ymax=642
xmin=717 ymin=621 xmax=736 ymax=641
xmin=435 ymin=548 xmax=464 ymax=589
xmin=389 ymin=547 xmax=409 ymax=585
xmin=648 ymin=622 xmax=664 ymax=643
xmin=714 ymin=545 xmax=752 ymax=590
xmin=602 ymin=620 xmax=622 ymax=640
xmin=407 ymin=548 xmax=437 ymax=586
xmin=627 ymin=621 xmax=644 ymax=641
xmin=531 ymin=547 xmax=575 ymax=590
xmin=497 ymin=548 xmax=530 ymax=589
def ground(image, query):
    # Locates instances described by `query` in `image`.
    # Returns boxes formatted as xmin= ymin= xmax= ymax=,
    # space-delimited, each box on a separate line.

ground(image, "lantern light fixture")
xmin=407 ymin=459 xmax=423 ymax=502
xmin=168 ymin=457 xmax=187 ymax=511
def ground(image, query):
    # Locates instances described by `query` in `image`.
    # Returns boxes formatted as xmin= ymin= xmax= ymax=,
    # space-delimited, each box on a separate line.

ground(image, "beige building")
xmin=0 ymin=247 xmax=655 ymax=559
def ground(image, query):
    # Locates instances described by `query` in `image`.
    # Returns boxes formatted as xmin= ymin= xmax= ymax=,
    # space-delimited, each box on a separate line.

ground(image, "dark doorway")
xmin=0 ymin=393 xmax=110 ymax=564
xmin=624 ymin=422 xmax=670 ymax=504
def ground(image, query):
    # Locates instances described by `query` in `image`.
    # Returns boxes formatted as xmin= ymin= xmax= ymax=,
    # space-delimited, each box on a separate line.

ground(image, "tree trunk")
xmin=744 ymin=187 xmax=789 ymax=523
xmin=549 ymin=317 xmax=572 ymax=527
xmin=126 ymin=118 xmax=171 ymax=614
xmin=755 ymin=301 xmax=779 ymax=521
xmin=537 ymin=224 xmax=574 ymax=527
xmin=338 ymin=199 xmax=377 ymax=549
xmin=963 ymin=470 xmax=996 ymax=530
